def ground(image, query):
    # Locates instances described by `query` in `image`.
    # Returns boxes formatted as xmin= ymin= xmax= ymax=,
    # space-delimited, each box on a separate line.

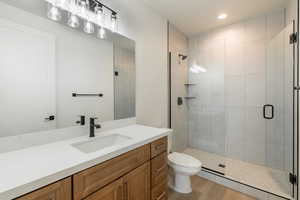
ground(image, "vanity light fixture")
xmin=67 ymin=0 xmax=80 ymax=28
xmin=95 ymin=5 xmax=104 ymax=26
xmin=97 ymin=26 xmax=106 ymax=39
xmin=84 ymin=20 xmax=95 ymax=33
xmin=45 ymin=0 xmax=119 ymax=34
xmin=47 ymin=3 xmax=62 ymax=21
xmin=68 ymin=13 xmax=80 ymax=28
xmin=111 ymin=12 xmax=117 ymax=33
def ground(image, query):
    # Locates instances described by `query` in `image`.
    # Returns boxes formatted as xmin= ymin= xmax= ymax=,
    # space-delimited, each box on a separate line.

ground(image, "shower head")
xmin=179 ymin=54 xmax=188 ymax=60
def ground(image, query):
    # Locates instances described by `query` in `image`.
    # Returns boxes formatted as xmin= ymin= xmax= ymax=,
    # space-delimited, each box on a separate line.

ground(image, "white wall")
xmin=100 ymin=0 xmax=169 ymax=128
xmin=0 ymin=2 xmax=114 ymax=135
xmin=188 ymin=10 xmax=290 ymax=169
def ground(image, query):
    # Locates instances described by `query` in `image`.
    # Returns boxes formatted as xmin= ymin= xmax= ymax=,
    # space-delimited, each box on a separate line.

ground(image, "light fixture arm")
xmin=92 ymin=0 xmax=117 ymax=16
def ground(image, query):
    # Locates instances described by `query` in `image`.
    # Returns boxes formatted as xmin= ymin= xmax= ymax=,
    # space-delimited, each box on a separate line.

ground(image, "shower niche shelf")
xmin=184 ymin=96 xmax=196 ymax=99
xmin=184 ymin=83 xmax=196 ymax=86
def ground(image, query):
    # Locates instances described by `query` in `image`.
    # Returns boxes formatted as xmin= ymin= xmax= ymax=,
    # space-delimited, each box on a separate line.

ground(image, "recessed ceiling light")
xmin=218 ymin=13 xmax=227 ymax=20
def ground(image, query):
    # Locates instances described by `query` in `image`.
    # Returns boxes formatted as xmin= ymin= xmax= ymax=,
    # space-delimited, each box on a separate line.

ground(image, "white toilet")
xmin=168 ymin=152 xmax=202 ymax=194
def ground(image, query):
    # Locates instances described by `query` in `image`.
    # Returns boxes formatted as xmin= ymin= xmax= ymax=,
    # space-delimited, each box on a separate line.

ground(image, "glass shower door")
xmin=266 ymin=22 xmax=295 ymax=197
xmin=186 ymin=16 xmax=295 ymax=198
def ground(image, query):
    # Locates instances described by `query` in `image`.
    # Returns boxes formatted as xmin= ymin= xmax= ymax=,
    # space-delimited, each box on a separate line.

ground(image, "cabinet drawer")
xmin=16 ymin=177 xmax=71 ymax=200
xmin=150 ymin=137 xmax=167 ymax=158
xmin=151 ymin=152 xmax=168 ymax=187
xmin=151 ymin=181 xmax=168 ymax=200
xmin=73 ymin=144 xmax=150 ymax=200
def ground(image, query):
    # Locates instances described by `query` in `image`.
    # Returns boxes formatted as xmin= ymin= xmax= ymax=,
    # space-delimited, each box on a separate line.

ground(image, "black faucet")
xmin=89 ymin=117 xmax=101 ymax=137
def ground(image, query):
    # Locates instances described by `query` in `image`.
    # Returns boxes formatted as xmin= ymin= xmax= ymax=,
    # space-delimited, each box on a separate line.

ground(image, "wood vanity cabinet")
xmin=85 ymin=162 xmax=150 ymax=200
xmin=123 ymin=162 xmax=151 ymax=200
xmin=150 ymin=137 xmax=168 ymax=158
xmin=15 ymin=177 xmax=72 ymax=200
xmin=150 ymin=137 xmax=168 ymax=200
xmin=84 ymin=178 xmax=124 ymax=200
xmin=73 ymin=145 xmax=151 ymax=200
xmin=15 ymin=137 xmax=168 ymax=200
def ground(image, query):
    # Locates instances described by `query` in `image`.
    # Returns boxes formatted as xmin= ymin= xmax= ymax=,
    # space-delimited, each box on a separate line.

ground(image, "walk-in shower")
xmin=169 ymin=1 xmax=299 ymax=199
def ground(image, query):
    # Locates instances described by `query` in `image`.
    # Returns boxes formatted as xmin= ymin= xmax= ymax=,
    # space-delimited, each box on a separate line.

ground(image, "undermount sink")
xmin=72 ymin=134 xmax=132 ymax=153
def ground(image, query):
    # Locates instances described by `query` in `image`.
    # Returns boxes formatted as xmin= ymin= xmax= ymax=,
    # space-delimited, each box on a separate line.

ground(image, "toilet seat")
xmin=168 ymin=152 xmax=201 ymax=168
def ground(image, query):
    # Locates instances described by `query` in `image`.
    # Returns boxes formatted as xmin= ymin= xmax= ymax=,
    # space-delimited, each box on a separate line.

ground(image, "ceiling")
xmin=143 ymin=0 xmax=290 ymax=36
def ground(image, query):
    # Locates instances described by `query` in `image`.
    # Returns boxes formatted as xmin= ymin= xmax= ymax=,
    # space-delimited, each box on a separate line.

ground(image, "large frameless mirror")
xmin=0 ymin=0 xmax=136 ymax=137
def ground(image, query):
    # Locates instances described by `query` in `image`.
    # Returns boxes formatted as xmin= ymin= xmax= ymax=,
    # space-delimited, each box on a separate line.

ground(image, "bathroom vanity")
xmin=16 ymin=137 xmax=167 ymax=200
xmin=0 ymin=125 xmax=170 ymax=200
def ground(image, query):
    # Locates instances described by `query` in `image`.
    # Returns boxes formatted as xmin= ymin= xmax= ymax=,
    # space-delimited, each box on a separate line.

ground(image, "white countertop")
xmin=0 ymin=125 xmax=171 ymax=200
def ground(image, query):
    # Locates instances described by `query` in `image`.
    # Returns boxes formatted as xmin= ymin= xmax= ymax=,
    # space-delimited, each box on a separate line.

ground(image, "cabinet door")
xmin=16 ymin=177 xmax=71 ymax=200
xmin=123 ymin=162 xmax=150 ymax=200
xmin=73 ymin=145 xmax=150 ymax=200
xmin=85 ymin=178 xmax=123 ymax=200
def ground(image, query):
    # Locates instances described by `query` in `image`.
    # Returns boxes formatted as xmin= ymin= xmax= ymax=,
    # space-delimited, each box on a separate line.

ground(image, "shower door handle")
xmin=263 ymin=104 xmax=274 ymax=119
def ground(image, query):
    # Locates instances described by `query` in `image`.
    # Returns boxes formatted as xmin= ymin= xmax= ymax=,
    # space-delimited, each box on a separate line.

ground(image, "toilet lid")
xmin=168 ymin=152 xmax=202 ymax=168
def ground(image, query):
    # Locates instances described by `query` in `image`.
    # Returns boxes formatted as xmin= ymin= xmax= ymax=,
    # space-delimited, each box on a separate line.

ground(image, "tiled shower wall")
xmin=187 ymin=10 xmax=293 ymax=171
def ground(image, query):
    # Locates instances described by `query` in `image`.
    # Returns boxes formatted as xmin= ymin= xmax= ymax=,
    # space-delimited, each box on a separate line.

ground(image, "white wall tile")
xmin=225 ymin=107 xmax=245 ymax=160
xmin=245 ymin=107 xmax=266 ymax=165
xmin=267 ymin=10 xmax=285 ymax=40
xmin=244 ymin=15 xmax=267 ymax=42
xmin=225 ymin=41 xmax=245 ymax=76
xmin=246 ymin=74 xmax=266 ymax=107
xmin=244 ymin=40 xmax=267 ymax=75
xmin=225 ymin=76 xmax=245 ymax=106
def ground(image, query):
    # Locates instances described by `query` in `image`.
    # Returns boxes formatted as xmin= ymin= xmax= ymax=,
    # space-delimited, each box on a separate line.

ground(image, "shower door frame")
xmin=294 ymin=0 xmax=299 ymax=199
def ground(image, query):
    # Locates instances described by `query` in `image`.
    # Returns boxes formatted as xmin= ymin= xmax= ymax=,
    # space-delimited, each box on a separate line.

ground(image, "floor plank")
xmin=168 ymin=176 xmax=257 ymax=200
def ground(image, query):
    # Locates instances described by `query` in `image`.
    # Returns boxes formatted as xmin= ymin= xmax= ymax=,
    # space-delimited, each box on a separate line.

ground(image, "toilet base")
xmin=169 ymin=174 xmax=192 ymax=194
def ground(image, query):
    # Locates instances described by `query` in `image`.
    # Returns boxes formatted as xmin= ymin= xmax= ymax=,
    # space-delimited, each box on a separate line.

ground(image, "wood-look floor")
xmin=168 ymin=176 xmax=256 ymax=200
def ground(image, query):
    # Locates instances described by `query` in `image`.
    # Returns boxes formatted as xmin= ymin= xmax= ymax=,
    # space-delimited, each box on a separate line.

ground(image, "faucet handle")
xmin=95 ymin=124 xmax=101 ymax=129
xmin=76 ymin=115 xmax=85 ymax=126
